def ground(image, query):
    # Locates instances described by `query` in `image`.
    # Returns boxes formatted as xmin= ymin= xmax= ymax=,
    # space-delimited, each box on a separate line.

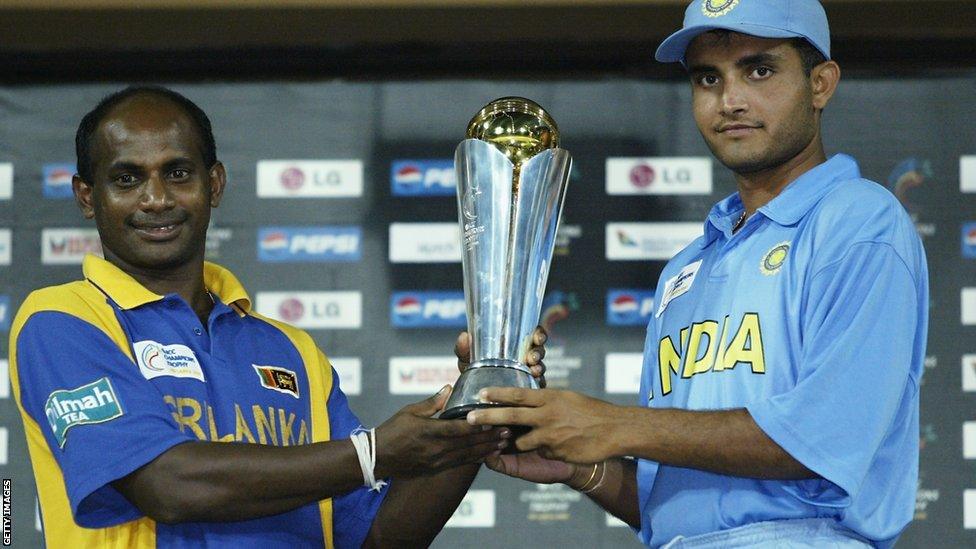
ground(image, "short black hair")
xmin=75 ymin=85 xmax=217 ymax=183
xmin=790 ymin=38 xmax=828 ymax=75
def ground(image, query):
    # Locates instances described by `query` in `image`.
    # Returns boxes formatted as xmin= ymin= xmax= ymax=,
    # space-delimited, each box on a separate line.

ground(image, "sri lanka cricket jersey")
xmin=9 ymin=255 xmax=386 ymax=548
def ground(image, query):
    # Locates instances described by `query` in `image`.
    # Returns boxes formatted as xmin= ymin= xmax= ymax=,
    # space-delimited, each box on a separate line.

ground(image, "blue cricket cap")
xmin=655 ymin=0 xmax=831 ymax=64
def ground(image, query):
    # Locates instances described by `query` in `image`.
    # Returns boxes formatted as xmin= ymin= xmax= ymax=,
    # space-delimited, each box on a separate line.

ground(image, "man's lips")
xmin=717 ymin=123 xmax=762 ymax=136
xmin=130 ymin=219 xmax=186 ymax=241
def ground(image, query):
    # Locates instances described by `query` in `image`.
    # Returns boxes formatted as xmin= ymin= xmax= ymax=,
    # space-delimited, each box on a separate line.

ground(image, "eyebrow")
xmin=107 ymin=157 xmax=194 ymax=173
xmin=687 ymin=51 xmax=784 ymax=75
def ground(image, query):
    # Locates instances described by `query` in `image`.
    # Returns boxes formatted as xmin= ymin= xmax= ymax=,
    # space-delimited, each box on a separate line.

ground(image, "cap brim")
xmin=655 ymin=22 xmax=806 ymax=64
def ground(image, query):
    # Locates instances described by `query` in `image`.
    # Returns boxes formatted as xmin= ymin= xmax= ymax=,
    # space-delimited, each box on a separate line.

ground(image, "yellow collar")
xmin=82 ymin=254 xmax=252 ymax=314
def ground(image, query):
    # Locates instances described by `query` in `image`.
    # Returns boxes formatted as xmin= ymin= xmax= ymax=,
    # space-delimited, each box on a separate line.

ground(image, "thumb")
xmin=412 ymin=385 xmax=453 ymax=417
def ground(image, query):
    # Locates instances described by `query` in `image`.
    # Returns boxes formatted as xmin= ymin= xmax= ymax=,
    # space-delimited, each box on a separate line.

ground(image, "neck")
xmin=734 ymin=139 xmax=827 ymax=218
xmin=103 ymin=251 xmax=214 ymax=322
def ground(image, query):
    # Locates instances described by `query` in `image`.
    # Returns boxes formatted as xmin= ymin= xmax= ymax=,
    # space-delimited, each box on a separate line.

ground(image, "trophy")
xmin=440 ymin=97 xmax=571 ymax=419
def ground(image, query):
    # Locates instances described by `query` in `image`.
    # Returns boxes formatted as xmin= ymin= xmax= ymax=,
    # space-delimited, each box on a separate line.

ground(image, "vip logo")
xmin=389 ymin=223 xmax=461 ymax=263
xmin=0 ymin=295 xmax=10 ymax=331
xmin=41 ymin=228 xmax=102 ymax=264
xmin=388 ymin=356 xmax=459 ymax=395
xmin=391 ymin=292 xmax=466 ymax=328
xmin=606 ymin=158 xmax=712 ymax=195
xmin=0 ymin=163 xmax=11 ymax=200
xmin=255 ymin=292 xmax=362 ymax=329
xmin=258 ymin=227 xmax=361 ymax=262
xmin=256 ymin=160 xmax=363 ymax=198
xmin=391 ymin=160 xmax=456 ymax=196
xmin=604 ymin=353 xmax=644 ymax=394
xmin=606 ymin=223 xmax=702 ymax=261
xmin=42 ymin=163 xmax=75 ymax=199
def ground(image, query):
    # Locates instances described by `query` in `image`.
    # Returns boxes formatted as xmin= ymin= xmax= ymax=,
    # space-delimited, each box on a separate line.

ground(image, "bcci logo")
xmin=702 ymin=0 xmax=739 ymax=17
xmin=760 ymin=241 xmax=790 ymax=275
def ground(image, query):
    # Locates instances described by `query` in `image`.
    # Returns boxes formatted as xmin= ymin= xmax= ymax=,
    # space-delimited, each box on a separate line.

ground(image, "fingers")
xmin=466 ymin=406 xmax=539 ymax=428
xmin=532 ymin=326 xmax=548 ymax=346
xmin=454 ymin=332 xmax=472 ymax=369
xmin=479 ymin=387 xmax=546 ymax=407
xmin=404 ymin=385 xmax=452 ymax=417
xmin=529 ymin=362 xmax=547 ymax=388
xmin=439 ymin=438 xmax=510 ymax=469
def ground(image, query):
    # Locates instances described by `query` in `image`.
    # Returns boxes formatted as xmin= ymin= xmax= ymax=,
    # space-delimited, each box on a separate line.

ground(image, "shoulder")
xmin=803 ymin=177 xmax=924 ymax=275
xmin=14 ymin=281 xmax=112 ymax=333
xmin=814 ymin=178 xmax=914 ymax=239
xmin=246 ymin=311 xmax=323 ymax=363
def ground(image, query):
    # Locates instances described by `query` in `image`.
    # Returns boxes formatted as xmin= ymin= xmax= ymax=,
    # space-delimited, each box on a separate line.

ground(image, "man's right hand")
xmin=374 ymin=385 xmax=510 ymax=478
xmin=484 ymin=449 xmax=577 ymax=485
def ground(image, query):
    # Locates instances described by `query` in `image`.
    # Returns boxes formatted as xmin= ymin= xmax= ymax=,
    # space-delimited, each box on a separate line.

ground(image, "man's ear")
xmin=209 ymin=161 xmax=226 ymax=208
xmin=72 ymin=174 xmax=95 ymax=219
xmin=811 ymin=60 xmax=841 ymax=111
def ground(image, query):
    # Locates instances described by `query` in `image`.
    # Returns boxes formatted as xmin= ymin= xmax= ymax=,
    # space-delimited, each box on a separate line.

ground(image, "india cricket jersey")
xmin=9 ymin=255 xmax=385 ymax=548
xmin=636 ymin=155 xmax=928 ymax=547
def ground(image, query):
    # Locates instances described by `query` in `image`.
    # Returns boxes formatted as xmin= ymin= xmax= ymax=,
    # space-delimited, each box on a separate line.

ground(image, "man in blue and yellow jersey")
xmin=468 ymin=1 xmax=928 ymax=547
xmin=9 ymin=86 xmax=542 ymax=548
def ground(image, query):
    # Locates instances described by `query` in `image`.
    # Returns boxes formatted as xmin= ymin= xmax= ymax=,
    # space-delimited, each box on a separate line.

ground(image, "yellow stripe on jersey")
xmin=251 ymin=311 xmax=336 ymax=549
xmin=9 ymin=280 xmax=156 ymax=548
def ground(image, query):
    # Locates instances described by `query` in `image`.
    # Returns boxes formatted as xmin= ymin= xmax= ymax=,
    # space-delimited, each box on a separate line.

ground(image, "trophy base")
xmin=440 ymin=364 xmax=539 ymax=420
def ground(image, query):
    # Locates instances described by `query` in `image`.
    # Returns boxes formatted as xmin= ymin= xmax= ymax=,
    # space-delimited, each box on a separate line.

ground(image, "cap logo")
xmin=702 ymin=0 xmax=739 ymax=18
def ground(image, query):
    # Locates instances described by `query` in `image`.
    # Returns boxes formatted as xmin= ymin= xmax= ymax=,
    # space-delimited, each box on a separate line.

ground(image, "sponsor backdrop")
xmin=0 ymin=79 xmax=974 ymax=547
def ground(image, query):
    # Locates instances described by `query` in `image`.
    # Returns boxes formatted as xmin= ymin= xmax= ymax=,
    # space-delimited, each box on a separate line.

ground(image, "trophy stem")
xmin=440 ymin=364 xmax=539 ymax=420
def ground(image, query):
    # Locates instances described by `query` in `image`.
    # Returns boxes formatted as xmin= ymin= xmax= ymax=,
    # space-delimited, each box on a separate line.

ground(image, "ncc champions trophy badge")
xmin=702 ymin=0 xmax=739 ymax=17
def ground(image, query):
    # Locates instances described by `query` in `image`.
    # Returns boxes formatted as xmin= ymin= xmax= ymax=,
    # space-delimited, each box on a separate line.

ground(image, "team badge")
xmin=702 ymin=0 xmax=739 ymax=18
xmin=760 ymin=241 xmax=790 ymax=275
xmin=253 ymin=364 xmax=300 ymax=398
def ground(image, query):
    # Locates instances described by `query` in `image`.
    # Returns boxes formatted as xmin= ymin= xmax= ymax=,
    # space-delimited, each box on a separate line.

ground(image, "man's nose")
xmin=140 ymin=174 xmax=175 ymax=211
xmin=720 ymin=78 xmax=749 ymax=116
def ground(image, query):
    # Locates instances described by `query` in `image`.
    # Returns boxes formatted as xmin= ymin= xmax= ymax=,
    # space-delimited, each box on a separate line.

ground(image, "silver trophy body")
xmin=441 ymin=98 xmax=571 ymax=419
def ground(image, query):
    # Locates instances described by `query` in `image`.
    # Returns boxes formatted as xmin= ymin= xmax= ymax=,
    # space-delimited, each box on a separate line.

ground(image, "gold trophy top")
xmin=465 ymin=97 xmax=560 ymax=175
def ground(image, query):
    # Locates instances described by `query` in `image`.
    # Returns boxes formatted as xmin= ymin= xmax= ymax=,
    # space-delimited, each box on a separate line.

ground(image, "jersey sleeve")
xmin=14 ymin=311 xmax=195 ymax=527
xmin=324 ymin=364 xmax=389 ymax=549
xmin=746 ymin=241 xmax=922 ymax=507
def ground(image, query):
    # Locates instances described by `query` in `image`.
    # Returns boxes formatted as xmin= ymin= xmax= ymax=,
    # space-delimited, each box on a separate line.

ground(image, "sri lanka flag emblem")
xmin=253 ymin=365 xmax=300 ymax=398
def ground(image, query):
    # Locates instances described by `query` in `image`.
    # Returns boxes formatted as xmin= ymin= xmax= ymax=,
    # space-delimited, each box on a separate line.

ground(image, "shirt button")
xmin=193 ymin=327 xmax=203 ymax=335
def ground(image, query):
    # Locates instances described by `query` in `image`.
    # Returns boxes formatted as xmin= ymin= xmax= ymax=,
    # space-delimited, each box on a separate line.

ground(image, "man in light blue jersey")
xmin=468 ymin=1 xmax=928 ymax=547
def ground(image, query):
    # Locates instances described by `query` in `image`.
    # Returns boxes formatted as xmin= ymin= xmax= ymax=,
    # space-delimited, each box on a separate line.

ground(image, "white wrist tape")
xmin=350 ymin=427 xmax=387 ymax=492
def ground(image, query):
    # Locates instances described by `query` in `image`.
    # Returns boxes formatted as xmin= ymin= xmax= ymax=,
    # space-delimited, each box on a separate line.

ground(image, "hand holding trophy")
xmin=441 ymin=97 xmax=571 ymax=420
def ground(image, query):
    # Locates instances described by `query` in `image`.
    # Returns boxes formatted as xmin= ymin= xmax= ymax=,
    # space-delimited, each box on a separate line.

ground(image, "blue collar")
xmin=702 ymin=154 xmax=861 ymax=246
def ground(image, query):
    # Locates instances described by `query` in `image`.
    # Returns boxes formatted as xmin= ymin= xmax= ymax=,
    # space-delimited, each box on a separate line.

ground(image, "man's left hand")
xmin=465 ymin=388 xmax=622 ymax=464
xmin=454 ymin=326 xmax=548 ymax=387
